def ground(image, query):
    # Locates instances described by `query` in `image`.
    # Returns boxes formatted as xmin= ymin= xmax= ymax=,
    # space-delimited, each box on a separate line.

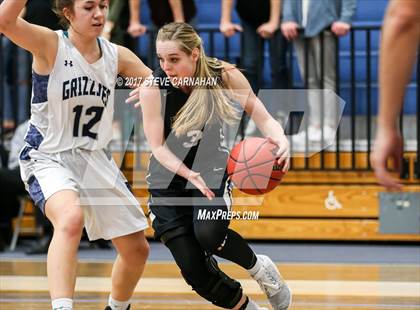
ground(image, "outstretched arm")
xmin=370 ymin=0 xmax=420 ymax=190
xmin=223 ymin=66 xmax=290 ymax=171
xmin=0 ymin=0 xmax=58 ymax=74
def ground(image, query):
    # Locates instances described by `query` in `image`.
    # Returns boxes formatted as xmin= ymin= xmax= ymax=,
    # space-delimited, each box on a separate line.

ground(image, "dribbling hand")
xmin=267 ymin=136 xmax=290 ymax=173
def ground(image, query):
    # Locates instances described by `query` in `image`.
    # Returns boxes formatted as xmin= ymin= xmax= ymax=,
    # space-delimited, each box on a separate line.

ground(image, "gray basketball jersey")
xmin=26 ymin=30 xmax=118 ymax=153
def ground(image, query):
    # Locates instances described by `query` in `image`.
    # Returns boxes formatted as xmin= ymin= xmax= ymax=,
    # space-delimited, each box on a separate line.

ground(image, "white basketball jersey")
xmin=27 ymin=30 xmax=118 ymax=153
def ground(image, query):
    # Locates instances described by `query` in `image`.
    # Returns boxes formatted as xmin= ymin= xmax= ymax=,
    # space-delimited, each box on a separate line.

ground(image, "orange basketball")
xmin=227 ymin=137 xmax=285 ymax=195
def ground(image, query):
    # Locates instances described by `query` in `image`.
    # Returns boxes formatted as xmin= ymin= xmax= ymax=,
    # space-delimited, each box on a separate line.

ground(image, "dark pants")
xmin=241 ymin=19 xmax=290 ymax=93
xmin=2 ymin=38 xmax=31 ymax=126
xmin=0 ymin=167 xmax=26 ymax=243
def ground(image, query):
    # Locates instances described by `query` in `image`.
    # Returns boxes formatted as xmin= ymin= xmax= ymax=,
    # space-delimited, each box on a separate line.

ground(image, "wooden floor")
xmin=1 ymin=260 xmax=419 ymax=309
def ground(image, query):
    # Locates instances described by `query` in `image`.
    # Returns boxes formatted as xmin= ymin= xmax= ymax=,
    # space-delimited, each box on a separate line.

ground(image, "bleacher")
xmin=117 ymin=152 xmax=420 ymax=242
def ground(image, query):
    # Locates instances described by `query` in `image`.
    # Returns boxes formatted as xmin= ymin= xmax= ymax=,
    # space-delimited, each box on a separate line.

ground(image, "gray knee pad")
xmin=182 ymin=255 xmax=243 ymax=309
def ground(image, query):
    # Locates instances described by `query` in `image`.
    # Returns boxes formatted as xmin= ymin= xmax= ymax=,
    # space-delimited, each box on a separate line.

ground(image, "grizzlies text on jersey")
xmin=23 ymin=30 xmax=118 ymax=154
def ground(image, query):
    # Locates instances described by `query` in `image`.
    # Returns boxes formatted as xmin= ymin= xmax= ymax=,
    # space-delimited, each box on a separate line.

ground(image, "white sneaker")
xmin=245 ymin=298 xmax=269 ymax=310
xmin=251 ymin=255 xmax=292 ymax=310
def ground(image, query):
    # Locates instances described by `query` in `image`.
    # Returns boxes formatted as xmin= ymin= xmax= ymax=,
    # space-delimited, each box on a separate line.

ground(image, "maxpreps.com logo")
xmin=197 ymin=209 xmax=260 ymax=220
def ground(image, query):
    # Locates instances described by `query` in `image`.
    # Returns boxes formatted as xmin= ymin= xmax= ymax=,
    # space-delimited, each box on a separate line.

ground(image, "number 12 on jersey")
xmin=73 ymin=105 xmax=104 ymax=139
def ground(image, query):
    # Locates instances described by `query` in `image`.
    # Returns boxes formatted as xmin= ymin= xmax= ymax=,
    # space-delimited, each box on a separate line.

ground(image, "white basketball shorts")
xmin=19 ymin=147 xmax=148 ymax=240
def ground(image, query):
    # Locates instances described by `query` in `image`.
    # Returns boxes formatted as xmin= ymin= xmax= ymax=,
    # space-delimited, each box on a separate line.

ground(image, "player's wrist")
xmin=178 ymin=165 xmax=194 ymax=181
xmin=378 ymin=118 xmax=399 ymax=132
xmin=186 ymin=170 xmax=197 ymax=181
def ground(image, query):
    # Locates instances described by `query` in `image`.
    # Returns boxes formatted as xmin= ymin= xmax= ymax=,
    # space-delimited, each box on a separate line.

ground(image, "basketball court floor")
xmin=1 ymin=241 xmax=419 ymax=309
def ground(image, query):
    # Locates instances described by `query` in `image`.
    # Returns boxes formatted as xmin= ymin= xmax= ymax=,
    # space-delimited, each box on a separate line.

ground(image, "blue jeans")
xmin=240 ymin=19 xmax=289 ymax=92
xmin=1 ymin=37 xmax=31 ymax=126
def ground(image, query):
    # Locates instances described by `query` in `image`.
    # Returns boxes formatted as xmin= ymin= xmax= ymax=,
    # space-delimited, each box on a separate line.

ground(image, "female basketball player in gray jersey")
xmin=0 ymin=1 xmax=152 ymax=309
xmin=128 ymin=22 xmax=292 ymax=310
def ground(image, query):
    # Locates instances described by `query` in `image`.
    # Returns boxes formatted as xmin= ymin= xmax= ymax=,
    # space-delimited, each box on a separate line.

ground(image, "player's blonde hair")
xmin=157 ymin=22 xmax=240 ymax=136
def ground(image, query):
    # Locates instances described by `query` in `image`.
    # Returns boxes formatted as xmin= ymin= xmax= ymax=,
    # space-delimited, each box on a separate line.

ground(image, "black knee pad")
xmin=194 ymin=221 xmax=229 ymax=253
xmin=182 ymin=255 xmax=243 ymax=309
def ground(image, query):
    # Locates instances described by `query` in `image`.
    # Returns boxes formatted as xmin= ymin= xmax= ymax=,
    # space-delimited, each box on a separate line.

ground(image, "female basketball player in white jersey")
xmin=128 ymin=22 xmax=291 ymax=310
xmin=0 ymin=1 xmax=152 ymax=309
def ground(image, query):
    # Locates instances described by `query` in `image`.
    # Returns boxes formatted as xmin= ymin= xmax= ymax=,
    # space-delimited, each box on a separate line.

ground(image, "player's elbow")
xmin=387 ymin=7 xmax=419 ymax=33
xmin=150 ymin=144 xmax=165 ymax=158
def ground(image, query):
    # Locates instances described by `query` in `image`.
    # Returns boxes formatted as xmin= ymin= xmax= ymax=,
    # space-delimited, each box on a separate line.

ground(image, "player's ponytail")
xmin=156 ymin=22 xmax=240 ymax=137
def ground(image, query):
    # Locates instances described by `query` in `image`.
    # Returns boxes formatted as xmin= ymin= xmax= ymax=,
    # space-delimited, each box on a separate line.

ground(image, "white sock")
xmin=247 ymin=255 xmax=263 ymax=277
xmin=246 ymin=297 xmax=266 ymax=310
xmin=51 ymin=298 xmax=73 ymax=310
xmin=108 ymin=295 xmax=130 ymax=309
